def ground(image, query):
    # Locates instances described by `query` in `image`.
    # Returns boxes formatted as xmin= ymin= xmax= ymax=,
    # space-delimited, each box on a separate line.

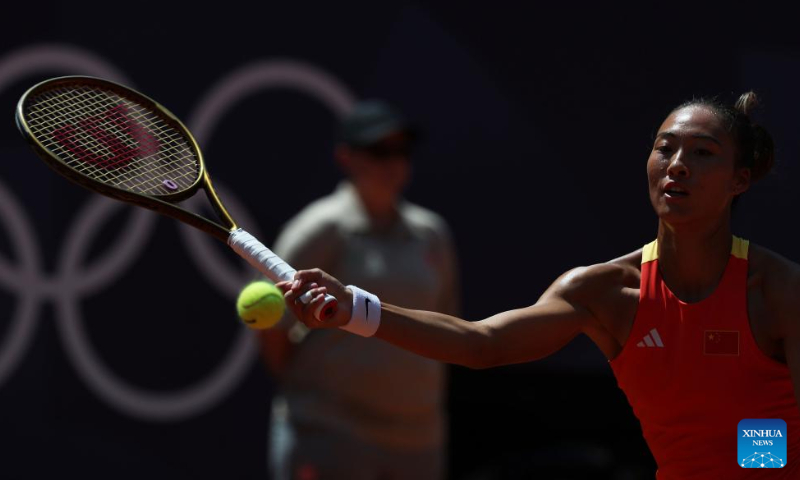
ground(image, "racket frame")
xmin=16 ymin=75 xmax=234 ymax=243
xmin=16 ymin=75 xmax=338 ymax=320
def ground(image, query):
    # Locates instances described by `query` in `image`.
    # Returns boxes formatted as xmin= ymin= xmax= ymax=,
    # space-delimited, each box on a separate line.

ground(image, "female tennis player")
xmin=278 ymin=92 xmax=800 ymax=479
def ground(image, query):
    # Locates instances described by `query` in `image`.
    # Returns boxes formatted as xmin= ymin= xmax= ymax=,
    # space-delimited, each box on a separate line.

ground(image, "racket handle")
xmin=228 ymin=228 xmax=338 ymax=321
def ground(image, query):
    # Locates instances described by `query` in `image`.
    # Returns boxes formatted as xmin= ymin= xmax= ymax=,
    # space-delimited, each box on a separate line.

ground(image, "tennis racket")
xmin=15 ymin=75 xmax=337 ymax=321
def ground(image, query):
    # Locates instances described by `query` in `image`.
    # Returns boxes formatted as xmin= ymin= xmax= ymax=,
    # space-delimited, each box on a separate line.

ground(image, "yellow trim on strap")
xmin=731 ymin=235 xmax=749 ymax=260
xmin=641 ymin=236 xmax=749 ymax=264
xmin=641 ymin=240 xmax=659 ymax=264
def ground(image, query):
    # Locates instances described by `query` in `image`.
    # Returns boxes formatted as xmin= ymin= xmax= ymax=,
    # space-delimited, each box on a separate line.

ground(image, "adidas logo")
xmin=636 ymin=328 xmax=664 ymax=348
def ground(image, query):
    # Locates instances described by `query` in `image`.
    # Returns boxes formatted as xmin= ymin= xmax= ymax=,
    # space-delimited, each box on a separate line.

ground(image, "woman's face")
xmin=647 ymin=105 xmax=751 ymax=226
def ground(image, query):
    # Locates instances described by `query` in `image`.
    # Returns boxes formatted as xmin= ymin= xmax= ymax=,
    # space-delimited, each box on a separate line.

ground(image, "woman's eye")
xmin=655 ymin=145 xmax=672 ymax=154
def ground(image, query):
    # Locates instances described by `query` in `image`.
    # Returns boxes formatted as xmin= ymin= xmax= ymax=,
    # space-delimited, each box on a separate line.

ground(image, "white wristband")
xmin=340 ymin=285 xmax=381 ymax=337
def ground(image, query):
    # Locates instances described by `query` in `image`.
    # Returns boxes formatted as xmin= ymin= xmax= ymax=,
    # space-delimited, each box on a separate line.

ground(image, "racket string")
xmin=24 ymin=83 xmax=201 ymax=196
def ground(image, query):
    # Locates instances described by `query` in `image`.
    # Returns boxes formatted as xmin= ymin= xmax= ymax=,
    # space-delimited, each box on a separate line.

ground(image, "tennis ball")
xmin=236 ymin=281 xmax=286 ymax=330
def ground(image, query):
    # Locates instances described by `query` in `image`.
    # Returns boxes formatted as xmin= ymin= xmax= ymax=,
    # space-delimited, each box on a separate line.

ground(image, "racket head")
xmin=16 ymin=76 xmax=205 ymax=204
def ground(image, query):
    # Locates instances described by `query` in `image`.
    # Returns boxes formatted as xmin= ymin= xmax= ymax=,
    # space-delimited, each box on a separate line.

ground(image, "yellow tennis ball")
xmin=236 ymin=281 xmax=286 ymax=330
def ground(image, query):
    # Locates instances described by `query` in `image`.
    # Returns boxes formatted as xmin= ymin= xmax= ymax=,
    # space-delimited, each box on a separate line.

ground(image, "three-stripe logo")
xmin=636 ymin=328 xmax=664 ymax=348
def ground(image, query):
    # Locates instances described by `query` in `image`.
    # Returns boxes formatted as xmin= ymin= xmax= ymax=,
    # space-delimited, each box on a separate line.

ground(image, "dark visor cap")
xmin=338 ymin=100 xmax=418 ymax=147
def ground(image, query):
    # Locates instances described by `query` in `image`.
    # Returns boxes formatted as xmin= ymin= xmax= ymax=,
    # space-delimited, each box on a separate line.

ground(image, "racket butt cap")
xmin=316 ymin=297 xmax=338 ymax=321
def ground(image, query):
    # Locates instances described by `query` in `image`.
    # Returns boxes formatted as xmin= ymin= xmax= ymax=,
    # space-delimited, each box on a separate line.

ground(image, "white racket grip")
xmin=228 ymin=228 xmax=338 ymax=321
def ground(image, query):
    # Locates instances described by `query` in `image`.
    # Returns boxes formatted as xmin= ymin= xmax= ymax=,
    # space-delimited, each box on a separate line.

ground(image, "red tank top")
xmin=610 ymin=237 xmax=800 ymax=479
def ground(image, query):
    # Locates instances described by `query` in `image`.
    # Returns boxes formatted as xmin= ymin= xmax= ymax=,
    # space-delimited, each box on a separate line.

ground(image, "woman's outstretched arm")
xmin=278 ymin=264 xmax=624 ymax=369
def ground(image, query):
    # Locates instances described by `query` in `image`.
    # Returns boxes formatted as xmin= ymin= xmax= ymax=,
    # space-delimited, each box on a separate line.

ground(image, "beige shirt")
xmin=273 ymin=182 xmax=460 ymax=450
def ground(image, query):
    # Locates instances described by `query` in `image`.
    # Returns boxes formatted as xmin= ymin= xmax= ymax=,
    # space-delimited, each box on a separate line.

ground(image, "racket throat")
xmin=202 ymin=172 xmax=237 ymax=231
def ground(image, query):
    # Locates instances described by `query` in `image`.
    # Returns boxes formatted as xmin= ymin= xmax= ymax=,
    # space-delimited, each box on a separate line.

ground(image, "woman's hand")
xmin=276 ymin=269 xmax=354 ymax=328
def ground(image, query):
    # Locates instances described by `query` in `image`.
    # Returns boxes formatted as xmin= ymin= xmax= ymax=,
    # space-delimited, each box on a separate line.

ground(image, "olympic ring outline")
xmin=0 ymin=44 xmax=355 ymax=421
xmin=0 ymin=44 xmax=137 ymax=389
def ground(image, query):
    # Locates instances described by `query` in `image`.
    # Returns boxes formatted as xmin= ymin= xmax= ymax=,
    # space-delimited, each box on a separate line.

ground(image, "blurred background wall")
xmin=0 ymin=2 xmax=798 ymax=478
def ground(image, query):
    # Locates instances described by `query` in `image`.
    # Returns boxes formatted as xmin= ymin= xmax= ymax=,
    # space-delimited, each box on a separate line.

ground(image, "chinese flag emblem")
xmin=704 ymin=330 xmax=739 ymax=356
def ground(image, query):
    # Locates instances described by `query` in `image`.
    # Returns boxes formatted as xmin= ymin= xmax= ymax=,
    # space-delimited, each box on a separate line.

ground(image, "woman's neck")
xmin=656 ymin=217 xmax=733 ymax=302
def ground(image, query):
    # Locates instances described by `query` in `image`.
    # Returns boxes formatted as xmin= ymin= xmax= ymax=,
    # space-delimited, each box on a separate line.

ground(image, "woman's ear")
xmin=732 ymin=167 xmax=751 ymax=196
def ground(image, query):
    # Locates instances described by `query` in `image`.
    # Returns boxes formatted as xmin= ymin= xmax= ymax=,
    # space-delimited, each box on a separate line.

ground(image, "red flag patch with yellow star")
xmin=704 ymin=330 xmax=740 ymax=356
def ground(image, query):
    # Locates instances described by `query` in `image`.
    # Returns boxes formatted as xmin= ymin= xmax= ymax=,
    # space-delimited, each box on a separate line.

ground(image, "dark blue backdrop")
xmin=0 ymin=2 xmax=798 ymax=479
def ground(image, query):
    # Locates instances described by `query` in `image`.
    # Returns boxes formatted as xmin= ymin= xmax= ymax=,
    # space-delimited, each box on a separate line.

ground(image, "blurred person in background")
xmin=259 ymin=100 xmax=460 ymax=480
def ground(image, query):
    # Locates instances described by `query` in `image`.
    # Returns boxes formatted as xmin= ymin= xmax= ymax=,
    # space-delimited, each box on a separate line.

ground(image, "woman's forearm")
xmin=375 ymin=304 xmax=493 ymax=368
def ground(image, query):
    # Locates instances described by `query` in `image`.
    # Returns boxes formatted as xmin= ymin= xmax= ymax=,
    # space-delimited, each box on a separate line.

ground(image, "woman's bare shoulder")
xmin=548 ymin=247 xmax=642 ymax=302
xmin=748 ymin=243 xmax=800 ymax=320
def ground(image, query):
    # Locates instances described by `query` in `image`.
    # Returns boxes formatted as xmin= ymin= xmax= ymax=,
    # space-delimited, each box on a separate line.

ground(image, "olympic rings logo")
xmin=0 ymin=44 xmax=355 ymax=421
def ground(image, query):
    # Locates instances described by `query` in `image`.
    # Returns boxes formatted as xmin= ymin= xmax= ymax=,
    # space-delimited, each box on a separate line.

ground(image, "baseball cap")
xmin=338 ymin=100 xmax=417 ymax=147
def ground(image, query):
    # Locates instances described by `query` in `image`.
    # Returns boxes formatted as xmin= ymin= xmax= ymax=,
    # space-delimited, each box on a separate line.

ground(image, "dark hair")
xmin=673 ymin=92 xmax=775 ymax=182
